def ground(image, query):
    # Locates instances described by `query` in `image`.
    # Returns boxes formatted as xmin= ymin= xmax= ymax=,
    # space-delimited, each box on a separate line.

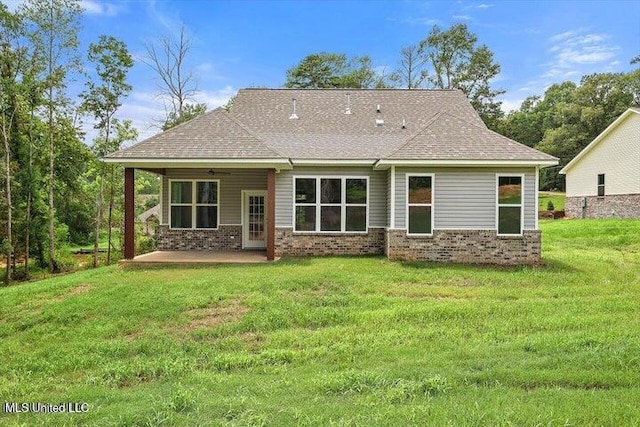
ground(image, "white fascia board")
xmin=373 ymin=159 xmax=559 ymax=170
xmin=102 ymin=158 xmax=294 ymax=170
xmin=560 ymin=108 xmax=639 ymax=175
xmin=291 ymin=159 xmax=377 ymax=166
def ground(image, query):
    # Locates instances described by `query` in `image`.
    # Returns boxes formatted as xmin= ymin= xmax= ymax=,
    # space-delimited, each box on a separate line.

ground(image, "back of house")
xmin=106 ymin=88 xmax=558 ymax=264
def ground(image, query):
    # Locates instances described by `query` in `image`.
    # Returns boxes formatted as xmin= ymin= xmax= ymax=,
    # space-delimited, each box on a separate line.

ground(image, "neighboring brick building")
xmin=106 ymin=89 xmax=558 ymax=264
xmin=561 ymin=108 xmax=640 ymax=219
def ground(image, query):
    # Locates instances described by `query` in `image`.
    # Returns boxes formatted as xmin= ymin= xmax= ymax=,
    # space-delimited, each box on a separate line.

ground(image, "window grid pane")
xmin=498 ymin=176 xmax=522 ymax=205
xmin=170 ymin=181 xmax=217 ymax=229
xmin=294 ymin=177 xmax=368 ymax=233
xmin=408 ymin=176 xmax=432 ymax=204
xmin=408 ymin=206 xmax=432 ymax=234
xmin=498 ymin=206 xmax=521 ymax=234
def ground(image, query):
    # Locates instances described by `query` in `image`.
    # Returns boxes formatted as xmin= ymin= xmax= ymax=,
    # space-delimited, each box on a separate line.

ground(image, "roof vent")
xmin=376 ymin=104 xmax=381 ymax=113
xmin=402 ymin=118 xmax=406 ymax=129
xmin=376 ymin=118 xmax=384 ymax=127
xmin=289 ymin=98 xmax=298 ymax=120
xmin=345 ymin=93 xmax=352 ymax=115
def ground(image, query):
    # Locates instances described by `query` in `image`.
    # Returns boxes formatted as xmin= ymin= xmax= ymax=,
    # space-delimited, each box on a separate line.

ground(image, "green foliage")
xmin=422 ymin=24 xmax=505 ymax=127
xmin=136 ymin=233 xmax=157 ymax=255
xmin=546 ymin=200 xmax=555 ymax=211
xmin=0 ymin=219 xmax=639 ymax=425
xmin=499 ymin=71 xmax=638 ymax=190
xmin=285 ymin=52 xmax=386 ymax=89
xmin=162 ymin=102 xmax=206 ymax=130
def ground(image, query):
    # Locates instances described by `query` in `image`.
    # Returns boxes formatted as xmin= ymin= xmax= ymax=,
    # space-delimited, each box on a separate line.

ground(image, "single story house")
xmin=561 ymin=107 xmax=640 ymax=218
xmin=105 ymin=89 xmax=558 ymax=264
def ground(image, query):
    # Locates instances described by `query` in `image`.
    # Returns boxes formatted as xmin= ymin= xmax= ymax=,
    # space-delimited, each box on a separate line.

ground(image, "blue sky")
xmin=6 ymin=0 xmax=640 ymax=142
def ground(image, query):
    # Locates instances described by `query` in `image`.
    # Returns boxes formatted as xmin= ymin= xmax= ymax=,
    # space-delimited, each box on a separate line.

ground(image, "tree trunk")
xmin=106 ymin=168 xmax=114 ymax=264
xmin=3 ymin=127 xmax=12 ymax=285
xmin=48 ymin=96 xmax=55 ymax=273
xmin=25 ymin=110 xmax=34 ymax=280
xmin=93 ymin=166 xmax=104 ymax=268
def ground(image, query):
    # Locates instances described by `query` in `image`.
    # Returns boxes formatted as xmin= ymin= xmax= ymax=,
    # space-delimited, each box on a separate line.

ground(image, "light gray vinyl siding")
xmin=161 ymin=169 xmax=267 ymax=225
xmin=394 ymin=167 xmax=537 ymax=230
xmin=275 ymin=166 xmax=387 ymax=228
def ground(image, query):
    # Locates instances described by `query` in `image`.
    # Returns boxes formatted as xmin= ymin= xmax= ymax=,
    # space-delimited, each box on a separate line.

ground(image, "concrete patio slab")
xmin=120 ymin=250 xmax=278 ymax=265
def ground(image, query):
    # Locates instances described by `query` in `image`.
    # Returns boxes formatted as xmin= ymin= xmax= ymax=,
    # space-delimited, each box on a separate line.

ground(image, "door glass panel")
xmin=248 ymin=195 xmax=265 ymax=241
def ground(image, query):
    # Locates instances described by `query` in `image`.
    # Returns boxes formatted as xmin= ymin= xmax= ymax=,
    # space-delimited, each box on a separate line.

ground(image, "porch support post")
xmin=124 ymin=167 xmax=135 ymax=259
xmin=266 ymin=168 xmax=276 ymax=261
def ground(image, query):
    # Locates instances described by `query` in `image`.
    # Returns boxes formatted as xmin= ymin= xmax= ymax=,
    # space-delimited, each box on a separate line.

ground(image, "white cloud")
xmin=476 ymin=4 xmax=493 ymax=9
xmin=2 ymin=0 xmax=23 ymax=12
xmin=452 ymin=14 xmax=473 ymax=21
xmin=81 ymin=0 xmax=124 ymax=17
xmin=499 ymin=97 xmax=524 ymax=114
xmin=543 ymin=30 xmax=620 ymax=80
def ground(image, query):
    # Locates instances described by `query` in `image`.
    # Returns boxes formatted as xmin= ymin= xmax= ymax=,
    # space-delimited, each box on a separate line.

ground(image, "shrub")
xmin=137 ymin=234 xmax=157 ymax=255
xmin=547 ymin=200 xmax=555 ymax=211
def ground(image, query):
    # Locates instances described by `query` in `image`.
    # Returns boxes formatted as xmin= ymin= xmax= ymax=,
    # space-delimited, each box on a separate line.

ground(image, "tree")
xmin=285 ymin=52 xmax=387 ymax=89
xmin=80 ymin=35 xmax=133 ymax=267
xmin=143 ymin=26 xmax=206 ymax=130
xmin=0 ymin=3 xmax=24 ymax=284
xmin=390 ymin=44 xmax=429 ymax=89
xmin=162 ymin=102 xmax=206 ymax=130
xmin=421 ymin=24 xmax=504 ymax=127
xmin=20 ymin=0 xmax=82 ymax=272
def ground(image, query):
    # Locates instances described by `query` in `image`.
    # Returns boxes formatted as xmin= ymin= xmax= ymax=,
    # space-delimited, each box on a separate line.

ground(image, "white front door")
xmin=243 ymin=191 xmax=267 ymax=249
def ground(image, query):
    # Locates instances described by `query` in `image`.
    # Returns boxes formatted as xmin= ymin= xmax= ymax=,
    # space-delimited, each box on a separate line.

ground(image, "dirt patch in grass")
xmin=184 ymin=298 xmax=249 ymax=330
xmin=386 ymin=284 xmax=478 ymax=299
xmin=53 ymin=283 xmax=91 ymax=301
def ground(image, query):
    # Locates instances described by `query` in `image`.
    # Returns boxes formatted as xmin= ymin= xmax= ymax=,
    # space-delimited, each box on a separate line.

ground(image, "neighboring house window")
xmin=407 ymin=174 xmax=433 ymax=235
xmin=170 ymin=180 xmax=219 ymax=229
xmin=597 ymin=174 xmax=605 ymax=197
xmin=294 ymin=177 xmax=368 ymax=232
xmin=497 ymin=175 xmax=523 ymax=235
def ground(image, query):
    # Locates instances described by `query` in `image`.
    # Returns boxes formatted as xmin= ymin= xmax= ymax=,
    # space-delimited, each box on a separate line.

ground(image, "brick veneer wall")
xmin=565 ymin=194 xmax=640 ymax=218
xmin=157 ymin=225 xmax=243 ymax=251
xmin=386 ymin=229 xmax=541 ymax=265
xmin=275 ymin=228 xmax=385 ymax=256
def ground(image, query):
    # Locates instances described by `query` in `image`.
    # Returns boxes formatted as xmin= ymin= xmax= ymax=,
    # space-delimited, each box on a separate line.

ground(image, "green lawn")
xmin=539 ymin=191 xmax=566 ymax=211
xmin=1 ymin=219 xmax=639 ymax=426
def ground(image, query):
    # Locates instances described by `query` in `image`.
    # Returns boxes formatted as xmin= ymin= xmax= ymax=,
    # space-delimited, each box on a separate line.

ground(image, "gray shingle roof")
xmin=386 ymin=112 xmax=555 ymax=161
xmin=107 ymin=88 xmax=557 ymax=163
xmin=107 ymin=107 xmax=282 ymax=159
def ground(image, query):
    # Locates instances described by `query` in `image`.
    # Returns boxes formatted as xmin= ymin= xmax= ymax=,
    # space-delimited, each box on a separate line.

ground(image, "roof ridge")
xmin=223 ymin=110 xmax=287 ymax=158
xmin=382 ymin=111 xmax=444 ymax=158
xmin=383 ymin=110 xmax=557 ymax=161
xmin=239 ymin=87 xmax=463 ymax=92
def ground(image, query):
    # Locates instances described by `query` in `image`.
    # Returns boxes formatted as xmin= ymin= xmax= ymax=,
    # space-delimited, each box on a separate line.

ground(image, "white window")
xmin=496 ymin=175 xmax=523 ymax=235
xmin=169 ymin=180 xmax=219 ymax=229
xmin=406 ymin=174 xmax=434 ymax=235
xmin=294 ymin=177 xmax=368 ymax=232
xmin=597 ymin=174 xmax=605 ymax=197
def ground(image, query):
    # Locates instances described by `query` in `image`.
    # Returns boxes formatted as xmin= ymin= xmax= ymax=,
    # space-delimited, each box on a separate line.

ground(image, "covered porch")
xmin=122 ymin=167 xmax=279 ymax=262
xmin=120 ymin=250 xmax=278 ymax=265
